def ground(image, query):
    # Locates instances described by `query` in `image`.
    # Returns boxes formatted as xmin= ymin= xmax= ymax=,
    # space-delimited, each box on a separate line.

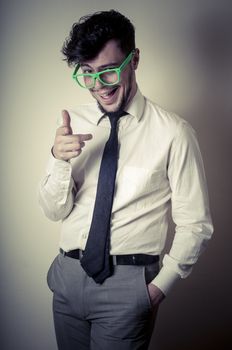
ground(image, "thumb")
xmin=62 ymin=109 xmax=73 ymax=134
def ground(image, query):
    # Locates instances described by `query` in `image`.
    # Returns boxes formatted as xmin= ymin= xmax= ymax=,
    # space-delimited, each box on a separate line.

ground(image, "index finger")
xmin=75 ymin=133 xmax=93 ymax=142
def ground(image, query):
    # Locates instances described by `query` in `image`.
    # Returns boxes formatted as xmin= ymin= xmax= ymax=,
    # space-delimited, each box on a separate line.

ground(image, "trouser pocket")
xmin=46 ymin=255 xmax=59 ymax=292
xmin=140 ymin=262 xmax=160 ymax=311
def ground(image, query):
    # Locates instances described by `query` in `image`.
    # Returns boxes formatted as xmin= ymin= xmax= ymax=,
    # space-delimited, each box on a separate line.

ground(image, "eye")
xmin=81 ymin=66 xmax=93 ymax=74
xmin=83 ymin=69 xmax=93 ymax=74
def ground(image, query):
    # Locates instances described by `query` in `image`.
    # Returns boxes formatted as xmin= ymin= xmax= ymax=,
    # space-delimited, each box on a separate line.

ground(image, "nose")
xmin=94 ymin=77 xmax=104 ymax=89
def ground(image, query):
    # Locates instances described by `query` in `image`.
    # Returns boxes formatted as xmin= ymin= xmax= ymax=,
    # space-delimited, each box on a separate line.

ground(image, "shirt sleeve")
xmin=152 ymin=121 xmax=214 ymax=295
xmin=37 ymin=153 xmax=76 ymax=221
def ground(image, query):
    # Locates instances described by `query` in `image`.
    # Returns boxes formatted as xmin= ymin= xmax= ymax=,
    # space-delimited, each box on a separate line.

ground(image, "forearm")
xmin=151 ymin=218 xmax=213 ymax=295
xmin=38 ymin=157 xmax=76 ymax=221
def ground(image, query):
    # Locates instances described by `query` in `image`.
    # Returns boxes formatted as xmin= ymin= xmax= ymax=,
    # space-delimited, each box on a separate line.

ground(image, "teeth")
xmin=101 ymin=91 xmax=112 ymax=97
xmin=99 ymin=87 xmax=118 ymax=98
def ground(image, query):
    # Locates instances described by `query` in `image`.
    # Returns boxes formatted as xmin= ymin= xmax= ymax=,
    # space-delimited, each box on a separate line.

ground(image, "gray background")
xmin=0 ymin=0 xmax=231 ymax=349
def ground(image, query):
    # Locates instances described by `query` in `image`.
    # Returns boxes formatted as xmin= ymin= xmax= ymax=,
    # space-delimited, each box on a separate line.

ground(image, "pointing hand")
xmin=52 ymin=110 xmax=93 ymax=161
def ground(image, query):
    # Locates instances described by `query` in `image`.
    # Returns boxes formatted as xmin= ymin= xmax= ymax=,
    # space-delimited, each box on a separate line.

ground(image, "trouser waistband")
xmin=59 ymin=248 xmax=159 ymax=265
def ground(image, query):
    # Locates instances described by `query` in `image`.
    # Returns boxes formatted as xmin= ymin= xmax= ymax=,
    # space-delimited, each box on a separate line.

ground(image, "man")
xmin=38 ymin=10 xmax=213 ymax=350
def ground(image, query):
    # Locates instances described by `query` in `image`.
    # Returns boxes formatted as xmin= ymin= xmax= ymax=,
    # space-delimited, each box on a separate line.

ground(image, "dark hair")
xmin=62 ymin=10 xmax=135 ymax=66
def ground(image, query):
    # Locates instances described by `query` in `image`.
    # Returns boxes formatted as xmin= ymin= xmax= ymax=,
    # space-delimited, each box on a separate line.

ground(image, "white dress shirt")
xmin=38 ymin=87 xmax=213 ymax=295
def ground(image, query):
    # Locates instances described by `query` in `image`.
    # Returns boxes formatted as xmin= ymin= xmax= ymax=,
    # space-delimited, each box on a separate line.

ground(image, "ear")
xmin=132 ymin=48 xmax=140 ymax=70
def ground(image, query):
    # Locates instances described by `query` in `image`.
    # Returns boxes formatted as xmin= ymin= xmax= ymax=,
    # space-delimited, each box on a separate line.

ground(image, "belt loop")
xmin=60 ymin=248 xmax=65 ymax=257
xmin=112 ymin=255 xmax=117 ymax=265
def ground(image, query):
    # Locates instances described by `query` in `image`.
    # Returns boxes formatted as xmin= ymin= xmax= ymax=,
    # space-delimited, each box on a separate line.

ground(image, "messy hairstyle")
xmin=62 ymin=10 xmax=135 ymax=66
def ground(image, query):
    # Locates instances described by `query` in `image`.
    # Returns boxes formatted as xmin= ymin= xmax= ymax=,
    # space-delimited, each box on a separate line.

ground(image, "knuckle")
xmin=77 ymin=141 xmax=85 ymax=149
xmin=75 ymin=135 xmax=81 ymax=142
xmin=73 ymin=150 xmax=81 ymax=157
xmin=63 ymin=127 xmax=70 ymax=135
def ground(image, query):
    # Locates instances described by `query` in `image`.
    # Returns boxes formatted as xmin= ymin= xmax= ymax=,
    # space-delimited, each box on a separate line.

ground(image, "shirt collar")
xmin=96 ymin=86 xmax=145 ymax=125
xmin=125 ymin=87 xmax=145 ymax=122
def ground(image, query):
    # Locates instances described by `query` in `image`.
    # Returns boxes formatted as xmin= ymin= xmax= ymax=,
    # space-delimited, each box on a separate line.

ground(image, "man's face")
xmin=80 ymin=39 xmax=139 ymax=113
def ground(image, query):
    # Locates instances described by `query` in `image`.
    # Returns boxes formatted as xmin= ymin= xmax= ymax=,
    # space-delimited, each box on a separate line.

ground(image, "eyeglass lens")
xmin=78 ymin=70 xmax=119 ymax=88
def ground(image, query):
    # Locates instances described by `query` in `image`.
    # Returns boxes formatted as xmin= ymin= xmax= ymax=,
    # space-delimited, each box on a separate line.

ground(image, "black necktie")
xmin=80 ymin=111 xmax=127 ymax=283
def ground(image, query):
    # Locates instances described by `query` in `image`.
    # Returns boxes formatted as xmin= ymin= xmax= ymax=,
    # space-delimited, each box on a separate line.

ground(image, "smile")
xmin=97 ymin=87 xmax=119 ymax=101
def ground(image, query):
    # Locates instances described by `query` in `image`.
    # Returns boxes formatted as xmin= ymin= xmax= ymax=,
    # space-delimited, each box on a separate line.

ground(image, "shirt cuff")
xmin=151 ymin=266 xmax=181 ymax=296
xmin=46 ymin=153 xmax=72 ymax=180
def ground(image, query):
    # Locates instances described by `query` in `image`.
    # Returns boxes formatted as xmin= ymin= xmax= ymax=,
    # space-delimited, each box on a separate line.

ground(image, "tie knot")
xmin=107 ymin=111 xmax=128 ymax=129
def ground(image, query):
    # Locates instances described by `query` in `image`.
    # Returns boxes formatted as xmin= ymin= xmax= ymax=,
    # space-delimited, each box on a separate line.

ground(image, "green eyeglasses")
xmin=72 ymin=50 xmax=135 ymax=89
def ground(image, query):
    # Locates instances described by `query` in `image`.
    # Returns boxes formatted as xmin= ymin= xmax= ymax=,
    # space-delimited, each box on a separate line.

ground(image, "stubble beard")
xmin=96 ymin=75 xmax=133 ymax=115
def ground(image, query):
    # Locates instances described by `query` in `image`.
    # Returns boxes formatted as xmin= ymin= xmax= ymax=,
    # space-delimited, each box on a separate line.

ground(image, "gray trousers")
xmin=47 ymin=253 xmax=160 ymax=350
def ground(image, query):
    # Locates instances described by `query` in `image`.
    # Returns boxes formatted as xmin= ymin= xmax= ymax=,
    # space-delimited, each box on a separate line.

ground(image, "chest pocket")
xmin=114 ymin=165 xmax=166 ymax=207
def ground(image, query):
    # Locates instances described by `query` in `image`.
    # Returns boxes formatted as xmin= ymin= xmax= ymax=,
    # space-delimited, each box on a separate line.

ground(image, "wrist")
xmin=51 ymin=146 xmax=69 ymax=162
xmin=148 ymin=283 xmax=165 ymax=307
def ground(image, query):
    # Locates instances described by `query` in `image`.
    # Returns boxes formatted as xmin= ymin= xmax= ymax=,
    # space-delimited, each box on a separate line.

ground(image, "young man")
xmin=38 ymin=10 xmax=213 ymax=350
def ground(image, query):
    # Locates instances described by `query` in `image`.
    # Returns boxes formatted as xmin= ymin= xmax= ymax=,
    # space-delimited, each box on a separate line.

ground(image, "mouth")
xmin=94 ymin=86 xmax=119 ymax=103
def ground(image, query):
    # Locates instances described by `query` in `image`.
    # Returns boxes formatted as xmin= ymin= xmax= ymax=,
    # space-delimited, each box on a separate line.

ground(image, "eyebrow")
xmin=80 ymin=62 xmax=120 ymax=71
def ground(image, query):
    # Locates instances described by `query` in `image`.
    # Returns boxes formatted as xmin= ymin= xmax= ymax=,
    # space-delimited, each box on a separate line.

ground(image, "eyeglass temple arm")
xmin=119 ymin=50 xmax=135 ymax=71
xmin=73 ymin=64 xmax=80 ymax=78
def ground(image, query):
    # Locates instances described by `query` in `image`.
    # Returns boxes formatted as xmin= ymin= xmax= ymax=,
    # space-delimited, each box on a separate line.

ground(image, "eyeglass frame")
xmin=72 ymin=50 xmax=135 ymax=89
